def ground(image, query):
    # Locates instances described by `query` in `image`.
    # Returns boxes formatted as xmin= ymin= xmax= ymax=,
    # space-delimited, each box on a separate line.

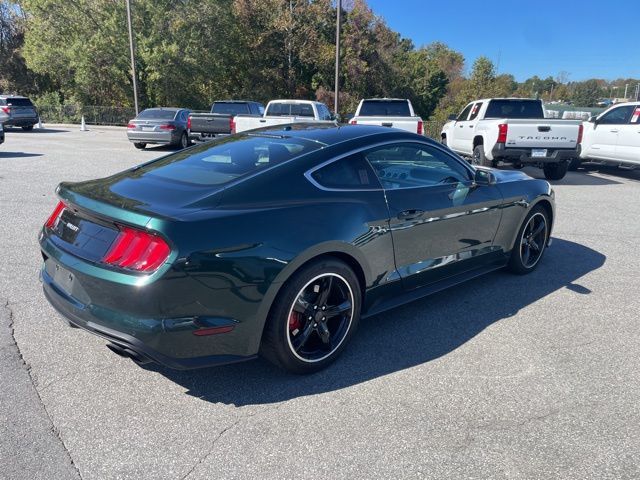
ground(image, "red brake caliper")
xmin=289 ymin=311 xmax=302 ymax=335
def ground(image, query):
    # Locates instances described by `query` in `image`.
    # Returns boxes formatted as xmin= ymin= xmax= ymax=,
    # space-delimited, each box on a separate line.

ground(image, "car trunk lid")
xmin=504 ymin=119 xmax=581 ymax=149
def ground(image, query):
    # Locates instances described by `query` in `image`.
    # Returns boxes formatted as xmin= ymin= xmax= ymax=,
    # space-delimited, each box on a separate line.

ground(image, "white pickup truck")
xmin=233 ymin=99 xmax=335 ymax=134
xmin=349 ymin=98 xmax=424 ymax=135
xmin=441 ymin=98 xmax=582 ymax=180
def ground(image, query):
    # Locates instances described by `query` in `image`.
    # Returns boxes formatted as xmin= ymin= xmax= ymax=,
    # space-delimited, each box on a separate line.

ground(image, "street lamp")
xmin=334 ymin=0 xmax=342 ymax=117
xmin=126 ymin=0 xmax=139 ymax=115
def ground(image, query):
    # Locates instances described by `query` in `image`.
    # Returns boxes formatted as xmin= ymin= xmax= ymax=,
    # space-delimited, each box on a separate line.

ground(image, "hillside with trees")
xmin=1 ymin=0 xmax=638 ymax=125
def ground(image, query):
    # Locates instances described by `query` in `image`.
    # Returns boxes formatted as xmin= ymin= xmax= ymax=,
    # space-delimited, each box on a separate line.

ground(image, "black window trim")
xmin=305 ymin=140 xmax=476 ymax=192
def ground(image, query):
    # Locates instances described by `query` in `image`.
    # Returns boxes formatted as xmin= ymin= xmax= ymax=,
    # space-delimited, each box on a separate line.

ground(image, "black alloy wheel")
xmin=508 ymin=206 xmax=549 ymax=274
xmin=472 ymin=144 xmax=492 ymax=167
xmin=261 ymin=259 xmax=361 ymax=374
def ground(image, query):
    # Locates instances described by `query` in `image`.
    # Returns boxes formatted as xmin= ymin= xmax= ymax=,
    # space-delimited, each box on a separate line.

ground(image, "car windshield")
xmin=359 ymin=100 xmax=410 ymax=116
xmin=212 ymin=102 xmax=250 ymax=115
xmin=266 ymin=103 xmax=315 ymax=117
xmin=135 ymin=134 xmax=324 ymax=186
xmin=484 ymin=100 xmax=544 ymax=119
xmin=137 ymin=109 xmax=177 ymax=120
xmin=5 ymin=97 xmax=34 ymax=107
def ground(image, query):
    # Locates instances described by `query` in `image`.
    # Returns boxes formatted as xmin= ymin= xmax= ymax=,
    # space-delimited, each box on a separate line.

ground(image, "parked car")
xmin=188 ymin=100 xmax=264 ymax=142
xmin=0 ymin=95 xmax=39 ymax=130
xmin=39 ymin=124 xmax=555 ymax=374
xmin=233 ymin=99 xmax=335 ymax=133
xmin=579 ymin=101 xmax=640 ymax=168
xmin=348 ymin=98 xmax=424 ymax=135
xmin=126 ymin=107 xmax=191 ymax=149
xmin=441 ymin=98 xmax=583 ymax=180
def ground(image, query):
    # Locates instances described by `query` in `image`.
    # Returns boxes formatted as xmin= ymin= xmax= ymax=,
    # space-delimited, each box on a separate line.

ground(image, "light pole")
xmin=126 ymin=0 xmax=139 ymax=115
xmin=334 ymin=0 xmax=342 ymax=117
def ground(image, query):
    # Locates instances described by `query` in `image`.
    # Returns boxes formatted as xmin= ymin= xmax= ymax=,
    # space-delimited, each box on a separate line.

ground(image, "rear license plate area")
xmin=531 ymin=149 xmax=548 ymax=158
xmin=53 ymin=263 xmax=75 ymax=296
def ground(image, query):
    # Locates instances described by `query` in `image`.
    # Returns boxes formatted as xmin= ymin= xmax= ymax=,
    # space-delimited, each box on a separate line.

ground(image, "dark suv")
xmin=0 ymin=95 xmax=39 ymax=130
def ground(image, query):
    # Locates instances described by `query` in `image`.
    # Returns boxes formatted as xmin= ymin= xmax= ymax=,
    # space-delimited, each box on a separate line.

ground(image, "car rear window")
xmin=135 ymin=134 xmax=324 ymax=186
xmin=137 ymin=109 xmax=177 ymax=120
xmin=5 ymin=97 xmax=34 ymax=107
xmin=359 ymin=100 xmax=411 ymax=117
xmin=266 ymin=103 xmax=315 ymax=117
xmin=484 ymin=100 xmax=544 ymax=119
xmin=212 ymin=102 xmax=251 ymax=115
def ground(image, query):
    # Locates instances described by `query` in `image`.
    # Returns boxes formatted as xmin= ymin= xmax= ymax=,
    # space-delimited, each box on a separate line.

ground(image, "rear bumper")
xmin=5 ymin=117 xmax=38 ymax=127
xmin=127 ymin=130 xmax=179 ymax=145
xmin=492 ymin=143 xmax=580 ymax=164
xmin=188 ymin=131 xmax=230 ymax=143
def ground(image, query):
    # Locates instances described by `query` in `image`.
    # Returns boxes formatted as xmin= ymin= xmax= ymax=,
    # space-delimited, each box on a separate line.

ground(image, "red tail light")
xmin=497 ymin=123 xmax=508 ymax=143
xmin=577 ymin=123 xmax=583 ymax=144
xmin=45 ymin=201 xmax=66 ymax=229
xmin=1 ymin=106 xmax=9 ymax=114
xmin=349 ymin=119 xmax=357 ymax=125
xmin=417 ymin=120 xmax=423 ymax=135
xmin=127 ymin=123 xmax=136 ymax=129
xmin=187 ymin=116 xmax=191 ymax=130
xmin=103 ymin=225 xmax=171 ymax=272
xmin=159 ymin=124 xmax=176 ymax=130
xmin=230 ymin=116 xmax=236 ymax=134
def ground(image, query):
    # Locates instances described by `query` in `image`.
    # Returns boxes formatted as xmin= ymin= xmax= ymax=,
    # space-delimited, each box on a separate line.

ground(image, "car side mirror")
xmin=474 ymin=169 xmax=496 ymax=186
xmin=447 ymin=114 xmax=457 ymax=121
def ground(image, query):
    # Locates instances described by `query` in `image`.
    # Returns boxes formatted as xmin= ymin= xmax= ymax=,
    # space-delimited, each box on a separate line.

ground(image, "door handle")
xmin=610 ymin=129 xmax=619 ymax=133
xmin=397 ymin=209 xmax=424 ymax=220
xmin=459 ymin=125 xmax=464 ymax=128
xmin=468 ymin=125 xmax=474 ymax=128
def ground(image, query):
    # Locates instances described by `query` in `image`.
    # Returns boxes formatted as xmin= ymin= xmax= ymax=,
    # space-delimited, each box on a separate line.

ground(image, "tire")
xmin=22 ymin=125 xmax=34 ymax=131
xmin=260 ymin=258 xmax=362 ymax=374
xmin=507 ymin=205 xmax=550 ymax=275
xmin=472 ymin=144 xmax=492 ymax=167
xmin=133 ymin=142 xmax=146 ymax=149
xmin=568 ymin=158 xmax=581 ymax=171
xmin=543 ymin=161 xmax=569 ymax=180
xmin=178 ymin=132 xmax=188 ymax=149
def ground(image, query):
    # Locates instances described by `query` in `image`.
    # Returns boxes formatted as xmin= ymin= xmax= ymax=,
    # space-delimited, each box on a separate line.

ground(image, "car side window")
xmin=311 ymin=154 xmax=381 ymax=190
xmin=599 ymin=106 xmax=634 ymax=125
xmin=365 ymin=143 xmax=471 ymax=190
xmin=457 ymin=104 xmax=473 ymax=121
xmin=469 ymin=102 xmax=482 ymax=121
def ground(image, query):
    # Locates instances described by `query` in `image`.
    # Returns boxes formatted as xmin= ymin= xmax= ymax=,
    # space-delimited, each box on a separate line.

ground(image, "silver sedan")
xmin=126 ymin=108 xmax=190 ymax=149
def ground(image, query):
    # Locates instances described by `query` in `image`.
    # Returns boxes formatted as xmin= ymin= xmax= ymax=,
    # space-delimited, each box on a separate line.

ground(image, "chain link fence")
xmin=36 ymin=105 xmax=136 ymax=126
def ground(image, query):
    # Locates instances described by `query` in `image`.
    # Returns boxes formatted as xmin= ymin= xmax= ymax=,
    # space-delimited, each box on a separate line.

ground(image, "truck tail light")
xmin=103 ymin=225 xmax=171 ymax=272
xmin=497 ymin=123 xmax=508 ymax=143
xmin=349 ymin=119 xmax=357 ymax=125
xmin=230 ymin=116 xmax=236 ymax=134
xmin=45 ymin=201 xmax=67 ymax=229
xmin=160 ymin=124 xmax=176 ymax=130
xmin=1 ymin=106 xmax=9 ymax=114
xmin=577 ymin=123 xmax=583 ymax=144
xmin=417 ymin=120 xmax=423 ymax=135
xmin=187 ymin=116 xmax=191 ymax=130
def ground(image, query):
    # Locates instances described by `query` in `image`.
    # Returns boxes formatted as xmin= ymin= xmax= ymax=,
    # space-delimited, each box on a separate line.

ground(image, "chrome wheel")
xmin=519 ymin=212 xmax=547 ymax=268
xmin=286 ymin=273 xmax=354 ymax=363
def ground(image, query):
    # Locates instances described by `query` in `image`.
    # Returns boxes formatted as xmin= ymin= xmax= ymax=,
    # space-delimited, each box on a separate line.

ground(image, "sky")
xmin=366 ymin=0 xmax=640 ymax=83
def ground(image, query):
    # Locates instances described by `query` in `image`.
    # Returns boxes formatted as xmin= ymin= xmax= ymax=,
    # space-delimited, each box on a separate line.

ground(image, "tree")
xmin=571 ymin=79 xmax=604 ymax=107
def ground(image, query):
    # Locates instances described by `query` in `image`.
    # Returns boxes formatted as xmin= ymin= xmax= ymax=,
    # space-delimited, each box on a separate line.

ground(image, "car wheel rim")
xmin=286 ymin=273 xmax=354 ymax=363
xmin=181 ymin=134 xmax=187 ymax=148
xmin=472 ymin=150 xmax=480 ymax=165
xmin=519 ymin=213 xmax=547 ymax=268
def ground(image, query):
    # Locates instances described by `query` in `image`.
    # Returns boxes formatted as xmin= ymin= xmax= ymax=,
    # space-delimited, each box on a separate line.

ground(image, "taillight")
xmin=1 ymin=106 xmax=9 ymax=114
xmin=127 ymin=123 xmax=136 ymax=129
xmin=349 ymin=119 xmax=357 ymax=125
xmin=230 ymin=116 xmax=236 ymax=134
xmin=577 ymin=123 xmax=583 ymax=144
xmin=187 ymin=116 xmax=191 ymax=130
xmin=45 ymin=201 xmax=66 ymax=229
xmin=103 ymin=225 xmax=171 ymax=272
xmin=497 ymin=123 xmax=508 ymax=143
xmin=160 ymin=124 xmax=176 ymax=130
xmin=417 ymin=120 xmax=423 ymax=135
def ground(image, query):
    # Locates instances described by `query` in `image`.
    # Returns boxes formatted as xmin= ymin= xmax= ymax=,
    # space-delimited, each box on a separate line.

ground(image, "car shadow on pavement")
xmin=4 ymin=127 xmax=69 ymax=133
xmin=149 ymin=238 xmax=605 ymax=406
xmin=519 ymin=167 xmax=623 ymax=186
xmin=0 ymin=151 xmax=44 ymax=158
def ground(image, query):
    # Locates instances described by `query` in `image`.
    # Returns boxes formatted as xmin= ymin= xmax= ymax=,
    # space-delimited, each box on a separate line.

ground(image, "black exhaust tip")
xmin=106 ymin=343 xmax=153 ymax=365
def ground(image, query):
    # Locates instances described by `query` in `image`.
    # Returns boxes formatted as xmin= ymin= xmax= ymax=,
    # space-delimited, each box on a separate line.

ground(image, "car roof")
xmin=247 ymin=123 xmax=430 ymax=146
xmin=0 ymin=95 xmax=30 ymax=99
xmin=141 ymin=107 xmax=182 ymax=112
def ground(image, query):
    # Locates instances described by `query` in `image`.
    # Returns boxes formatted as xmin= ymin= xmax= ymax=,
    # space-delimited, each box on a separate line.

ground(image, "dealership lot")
xmin=1 ymin=126 xmax=640 ymax=479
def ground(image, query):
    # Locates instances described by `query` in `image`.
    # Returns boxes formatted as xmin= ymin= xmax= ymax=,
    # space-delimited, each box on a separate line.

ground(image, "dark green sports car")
xmin=40 ymin=124 xmax=554 ymax=374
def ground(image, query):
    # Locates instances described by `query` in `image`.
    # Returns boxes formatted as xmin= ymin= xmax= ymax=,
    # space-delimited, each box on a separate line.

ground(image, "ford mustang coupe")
xmin=39 ymin=124 xmax=554 ymax=374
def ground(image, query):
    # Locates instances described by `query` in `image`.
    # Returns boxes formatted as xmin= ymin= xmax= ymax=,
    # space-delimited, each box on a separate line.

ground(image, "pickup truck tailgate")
xmin=352 ymin=116 xmax=422 ymax=134
xmin=189 ymin=114 xmax=232 ymax=135
xmin=505 ymin=120 xmax=580 ymax=149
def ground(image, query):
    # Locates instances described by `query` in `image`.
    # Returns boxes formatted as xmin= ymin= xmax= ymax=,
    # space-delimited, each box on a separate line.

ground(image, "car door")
xmin=456 ymin=102 xmax=483 ymax=155
xmin=450 ymin=103 xmax=474 ymax=153
xmin=588 ymin=105 xmax=635 ymax=160
xmin=615 ymin=105 xmax=640 ymax=164
xmin=365 ymin=142 xmax=503 ymax=291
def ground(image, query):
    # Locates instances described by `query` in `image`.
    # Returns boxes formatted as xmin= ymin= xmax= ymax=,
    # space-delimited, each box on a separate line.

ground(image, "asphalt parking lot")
xmin=1 ymin=125 xmax=639 ymax=479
